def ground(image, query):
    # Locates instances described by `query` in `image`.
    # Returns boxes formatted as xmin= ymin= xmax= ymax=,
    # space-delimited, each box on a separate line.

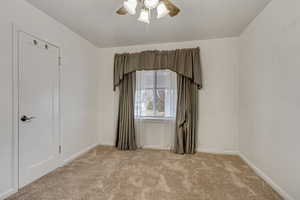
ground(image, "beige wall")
xmin=98 ymin=38 xmax=240 ymax=154
xmin=239 ymin=0 xmax=300 ymax=199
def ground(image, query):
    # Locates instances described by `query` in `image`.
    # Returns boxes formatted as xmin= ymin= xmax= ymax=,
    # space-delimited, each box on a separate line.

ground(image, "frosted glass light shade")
xmin=124 ymin=0 xmax=138 ymax=15
xmin=144 ymin=0 xmax=160 ymax=9
xmin=157 ymin=1 xmax=169 ymax=19
xmin=138 ymin=9 xmax=150 ymax=24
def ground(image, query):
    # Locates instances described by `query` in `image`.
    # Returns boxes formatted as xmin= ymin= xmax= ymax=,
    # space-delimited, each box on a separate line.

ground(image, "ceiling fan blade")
xmin=116 ymin=7 xmax=128 ymax=15
xmin=162 ymin=0 xmax=180 ymax=17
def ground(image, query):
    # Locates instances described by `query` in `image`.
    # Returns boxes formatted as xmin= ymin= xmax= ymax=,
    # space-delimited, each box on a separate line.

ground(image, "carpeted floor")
xmin=7 ymin=146 xmax=282 ymax=200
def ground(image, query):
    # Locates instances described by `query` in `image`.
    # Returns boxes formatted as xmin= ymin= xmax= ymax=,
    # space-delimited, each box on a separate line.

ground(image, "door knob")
xmin=21 ymin=115 xmax=36 ymax=122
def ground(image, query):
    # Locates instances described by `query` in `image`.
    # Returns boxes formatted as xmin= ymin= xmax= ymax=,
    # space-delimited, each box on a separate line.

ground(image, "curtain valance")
xmin=114 ymin=47 xmax=202 ymax=91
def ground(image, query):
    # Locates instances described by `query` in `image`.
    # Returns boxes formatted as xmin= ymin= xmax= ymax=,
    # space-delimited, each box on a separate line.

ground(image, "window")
xmin=135 ymin=70 xmax=177 ymax=119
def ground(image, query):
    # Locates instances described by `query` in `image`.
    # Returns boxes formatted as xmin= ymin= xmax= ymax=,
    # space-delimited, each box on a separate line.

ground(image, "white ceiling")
xmin=26 ymin=0 xmax=271 ymax=48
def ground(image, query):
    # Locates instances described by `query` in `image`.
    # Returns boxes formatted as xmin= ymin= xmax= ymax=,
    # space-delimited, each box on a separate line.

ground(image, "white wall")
xmin=239 ymin=0 xmax=300 ymax=199
xmin=98 ymin=38 xmax=239 ymax=154
xmin=0 ymin=0 xmax=100 ymax=199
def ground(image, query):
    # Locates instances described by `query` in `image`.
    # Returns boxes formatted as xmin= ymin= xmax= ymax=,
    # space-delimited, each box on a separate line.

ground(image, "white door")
xmin=18 ymin=32 xmax=61 ymax=188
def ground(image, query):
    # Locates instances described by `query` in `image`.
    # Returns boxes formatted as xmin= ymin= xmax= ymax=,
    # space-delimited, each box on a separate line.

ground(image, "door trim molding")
xmin=11 ymin=23 xmax=62 ymax=195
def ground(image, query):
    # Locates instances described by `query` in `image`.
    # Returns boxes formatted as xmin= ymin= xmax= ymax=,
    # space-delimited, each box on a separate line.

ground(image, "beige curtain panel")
xmin=115 ymin=72 xmax=137 ymax=150
xmin=114 ymin=47 xmax=202 ymax=91
xmin=175 ymin=74 xmax=198 ymax=154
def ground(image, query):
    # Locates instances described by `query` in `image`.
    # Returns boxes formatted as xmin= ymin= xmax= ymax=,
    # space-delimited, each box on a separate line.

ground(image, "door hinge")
xmin=59 ymin=145 xmax=62 ymax=154
xmin=58 ymin=57 xmax=62 ymax=66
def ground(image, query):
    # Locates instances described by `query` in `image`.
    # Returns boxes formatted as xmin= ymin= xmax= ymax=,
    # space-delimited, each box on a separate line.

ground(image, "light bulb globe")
xmin=157 ymin=1 xmax=169 ymax=19
xmin=124 ymin=0 xmax=138 ymax=15
xmin=138 ymin=9 xmax=150 ymax=24
xmin=144 ymin=0 xmax=160 ymax=9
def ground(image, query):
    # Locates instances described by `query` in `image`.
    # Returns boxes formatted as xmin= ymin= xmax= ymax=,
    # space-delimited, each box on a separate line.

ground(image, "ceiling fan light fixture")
xmin=117 ymin=0 xmax=180 ymax=24
xmin=138 ymin=9 xmax=150 ymax=24
xmin=123 ymin=0 xmax=138 ymax=15
xmin=157 ymin=1 xmax=169 ymax=19
xmin=144 ymin=0 xmax=160 ymax=10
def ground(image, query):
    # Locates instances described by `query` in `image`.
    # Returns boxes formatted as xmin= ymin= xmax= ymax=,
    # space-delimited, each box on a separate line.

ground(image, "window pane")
xmin=155 ymin=89 xmax=166 ymax=117
xmin=140 ymin=89 xmax=154 ymax=117
xmin=164 ymin=89 xmax=176 ymax=118
xmin=157 ymin=70 xmax=171 ymax=88
xmin=140 ymin=70 xmax=154 ymax=89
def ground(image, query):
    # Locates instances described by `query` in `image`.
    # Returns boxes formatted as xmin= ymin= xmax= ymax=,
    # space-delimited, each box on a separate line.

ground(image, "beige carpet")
xmin=7 ymin=146 xmax=282 ymax=200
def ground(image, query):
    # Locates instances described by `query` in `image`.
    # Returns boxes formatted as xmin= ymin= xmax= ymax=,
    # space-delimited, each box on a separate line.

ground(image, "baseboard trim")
xmin=142 ymin=145 xmax=171 ymax=150
xmin=0 ymin=188 xmax=16 ymax=200
xmin=99 ymin=144 xmax=239 ymax=155
xmin=239 ymin=153 xmax=295 ymax=200
xmin=99 ymin=144 xmax=172 ymax=151
xmin=99 ymin=143 xmax=114 ymax=147
xmin=63 ymin=143 xmax=99 ymax=165
xmin=197 ymin=148 xmax=238 ymax=155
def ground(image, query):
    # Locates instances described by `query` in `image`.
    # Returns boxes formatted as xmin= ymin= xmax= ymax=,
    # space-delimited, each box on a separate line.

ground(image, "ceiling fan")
xmin=116 ymin=0 xmax=180 ymax=24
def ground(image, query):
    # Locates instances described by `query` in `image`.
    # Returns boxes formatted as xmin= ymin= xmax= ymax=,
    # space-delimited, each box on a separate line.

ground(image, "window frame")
xmin=135 ymin=70 xmax=174 ymax=120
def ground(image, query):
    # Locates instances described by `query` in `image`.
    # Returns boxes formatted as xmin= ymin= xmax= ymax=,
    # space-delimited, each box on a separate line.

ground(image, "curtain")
xmin=135 ymin=70 xmax=177 ymax=149
xmin=115 ymin=72 xmax=137 ymax=150
xmin=174 ymin=74 xmax=198 ymax=154
xmin=114 ymin=47 xmax=202 ymax=153
xmin=114 ymin=48 xmax=202 ymax=91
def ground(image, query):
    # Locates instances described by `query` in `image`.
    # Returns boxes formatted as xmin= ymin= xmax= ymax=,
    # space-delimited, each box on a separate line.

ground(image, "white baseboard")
xmin=63 ymin=143 xmax=99 ymax=165
xmin=239 ymin=153 xmax=295 ymax=200
xmin=0 ymin=188 xmax=17 ymax=200
xmin=142 ymin=145 xmax=171 ymax=150
xmin=99 ymin=144 xmax=171 ymax=151
xmin=197 ymin=148 xmax=238 ymax=155
xmin=99 ymin=144 xmax=239 ymax=155
xmin=99 ymin=143 xmax=114 ymax=147
xmin=143 ymin=146 xmax=239 ymax=155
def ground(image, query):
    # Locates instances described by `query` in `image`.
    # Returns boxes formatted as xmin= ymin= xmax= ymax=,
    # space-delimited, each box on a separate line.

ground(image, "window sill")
xmin=135 ymin=117 xmax=175 ymax=123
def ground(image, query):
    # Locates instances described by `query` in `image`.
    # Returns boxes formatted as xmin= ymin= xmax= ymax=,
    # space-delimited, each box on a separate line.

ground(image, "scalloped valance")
xmin=113 ymin=47 xmax=202 ymax=91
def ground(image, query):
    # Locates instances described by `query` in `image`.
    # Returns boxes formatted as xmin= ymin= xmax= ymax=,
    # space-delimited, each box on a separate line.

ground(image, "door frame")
xmin=12 ymin=23 xmax=62 ymax=193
